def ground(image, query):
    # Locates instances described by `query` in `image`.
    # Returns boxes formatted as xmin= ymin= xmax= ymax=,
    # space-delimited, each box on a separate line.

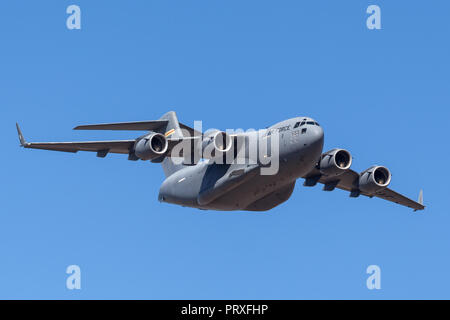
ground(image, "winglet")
xmin=16 ymin=123 xmax=27 ymax=147
xmin=413 ymin=189 xmax=424 ymax=212
xmin=418 ymin=189 xmax=423 ymax=206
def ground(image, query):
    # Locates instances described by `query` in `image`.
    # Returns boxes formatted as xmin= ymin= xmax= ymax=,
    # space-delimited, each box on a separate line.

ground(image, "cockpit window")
xmin=295 ymin=120 xmax=320 ymax=127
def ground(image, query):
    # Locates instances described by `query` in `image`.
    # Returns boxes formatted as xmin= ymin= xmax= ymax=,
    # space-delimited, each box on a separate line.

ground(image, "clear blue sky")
xmin=1 ymin=0 xmax=449 ymax=299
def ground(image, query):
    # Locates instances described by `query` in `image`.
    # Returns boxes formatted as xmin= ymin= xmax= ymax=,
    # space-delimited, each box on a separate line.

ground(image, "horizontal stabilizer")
xmin=73 ymin=120 xmax=168 ymax=131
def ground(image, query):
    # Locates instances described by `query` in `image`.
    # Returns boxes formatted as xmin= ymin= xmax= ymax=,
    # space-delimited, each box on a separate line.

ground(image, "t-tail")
xmin=158 ymin=111 xmax=189 ymax=177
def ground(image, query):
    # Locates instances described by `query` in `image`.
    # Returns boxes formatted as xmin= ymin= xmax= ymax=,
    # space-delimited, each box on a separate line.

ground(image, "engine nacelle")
xmin=201 ymin=130 xmax=233 ymax=160
xmin=319 ymin=148 xmax=352 ymax=176
xmin=358 ymin=166 xmax=391 ymax=194
xmin=134 ymin=133 xmax=168 ymax=160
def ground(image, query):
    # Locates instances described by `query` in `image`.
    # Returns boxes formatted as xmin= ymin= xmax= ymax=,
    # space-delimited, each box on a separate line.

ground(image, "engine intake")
xmin=134 ymin=133 xmax=168 ymax=160
xmin=319 ymin=149 xmax=352 ymax=176
xmin=358 ymin=166 xmax=391 ymax=194
xmin=202 ymin=130 xmax=233 ymax=160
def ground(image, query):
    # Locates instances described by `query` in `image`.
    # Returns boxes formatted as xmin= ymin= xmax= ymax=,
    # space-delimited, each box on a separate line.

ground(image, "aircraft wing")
xmin=303 ymin=168 xmax=425 ymax=211
xmin=16 ymin=123 xmax=203 ymax=160
xmin=20 ymin=140 xmax=135 ymax=155
xmin=179 ymin=122 xmax=202 ymax=137
xmin=16 ymin=123 xmax=137 ymax=157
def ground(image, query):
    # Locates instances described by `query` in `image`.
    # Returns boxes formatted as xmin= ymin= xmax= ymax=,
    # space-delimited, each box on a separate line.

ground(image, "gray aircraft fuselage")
xmin=158 ymin=117 xmax=324 ymax=211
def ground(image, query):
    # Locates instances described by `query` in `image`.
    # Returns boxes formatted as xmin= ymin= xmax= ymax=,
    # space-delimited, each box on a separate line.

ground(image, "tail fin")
xmin=158 ymin=111 xmax=187 ymax=177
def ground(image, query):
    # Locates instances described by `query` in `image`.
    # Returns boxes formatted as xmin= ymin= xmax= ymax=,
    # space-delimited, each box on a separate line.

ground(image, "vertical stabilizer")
xmin=158 ymin=111 xmax=186 ymax=177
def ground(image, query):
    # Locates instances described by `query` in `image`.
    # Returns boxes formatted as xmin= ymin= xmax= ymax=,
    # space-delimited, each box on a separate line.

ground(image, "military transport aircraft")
xmin=16 ymin=111 xmax=424 ymax=211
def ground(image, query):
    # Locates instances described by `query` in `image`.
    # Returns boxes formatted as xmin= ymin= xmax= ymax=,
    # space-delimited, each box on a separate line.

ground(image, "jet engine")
xmin=358 ymin=166 xmax=391 ymax=194
xmin=201 ymin=130 xmax=233 ymax=160
xmin=319 ymin=148 xmax=352 ymax=176
xmin=134 ymin=133 xmax=168 ymax=160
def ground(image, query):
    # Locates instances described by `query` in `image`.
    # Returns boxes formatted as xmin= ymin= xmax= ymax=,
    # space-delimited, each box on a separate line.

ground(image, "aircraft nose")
xmin=306 ymin=124 xmax=324 ymax=152
xmin=310 ymin=125 xmax=324 ymax=144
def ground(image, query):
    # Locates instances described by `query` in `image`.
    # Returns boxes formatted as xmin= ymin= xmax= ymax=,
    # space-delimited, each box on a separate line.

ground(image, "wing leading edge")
xmin=16 ymin=123 xmax=135 ymax=156
xmin=303 ymin=167 xmax=425 ymax=211
xmin=16 ymin=123 xmax=200 ymax=159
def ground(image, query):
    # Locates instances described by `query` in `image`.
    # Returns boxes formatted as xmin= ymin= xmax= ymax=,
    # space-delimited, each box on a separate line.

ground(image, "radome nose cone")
xmin=311 ymin=126 xmax=324 ymax=145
